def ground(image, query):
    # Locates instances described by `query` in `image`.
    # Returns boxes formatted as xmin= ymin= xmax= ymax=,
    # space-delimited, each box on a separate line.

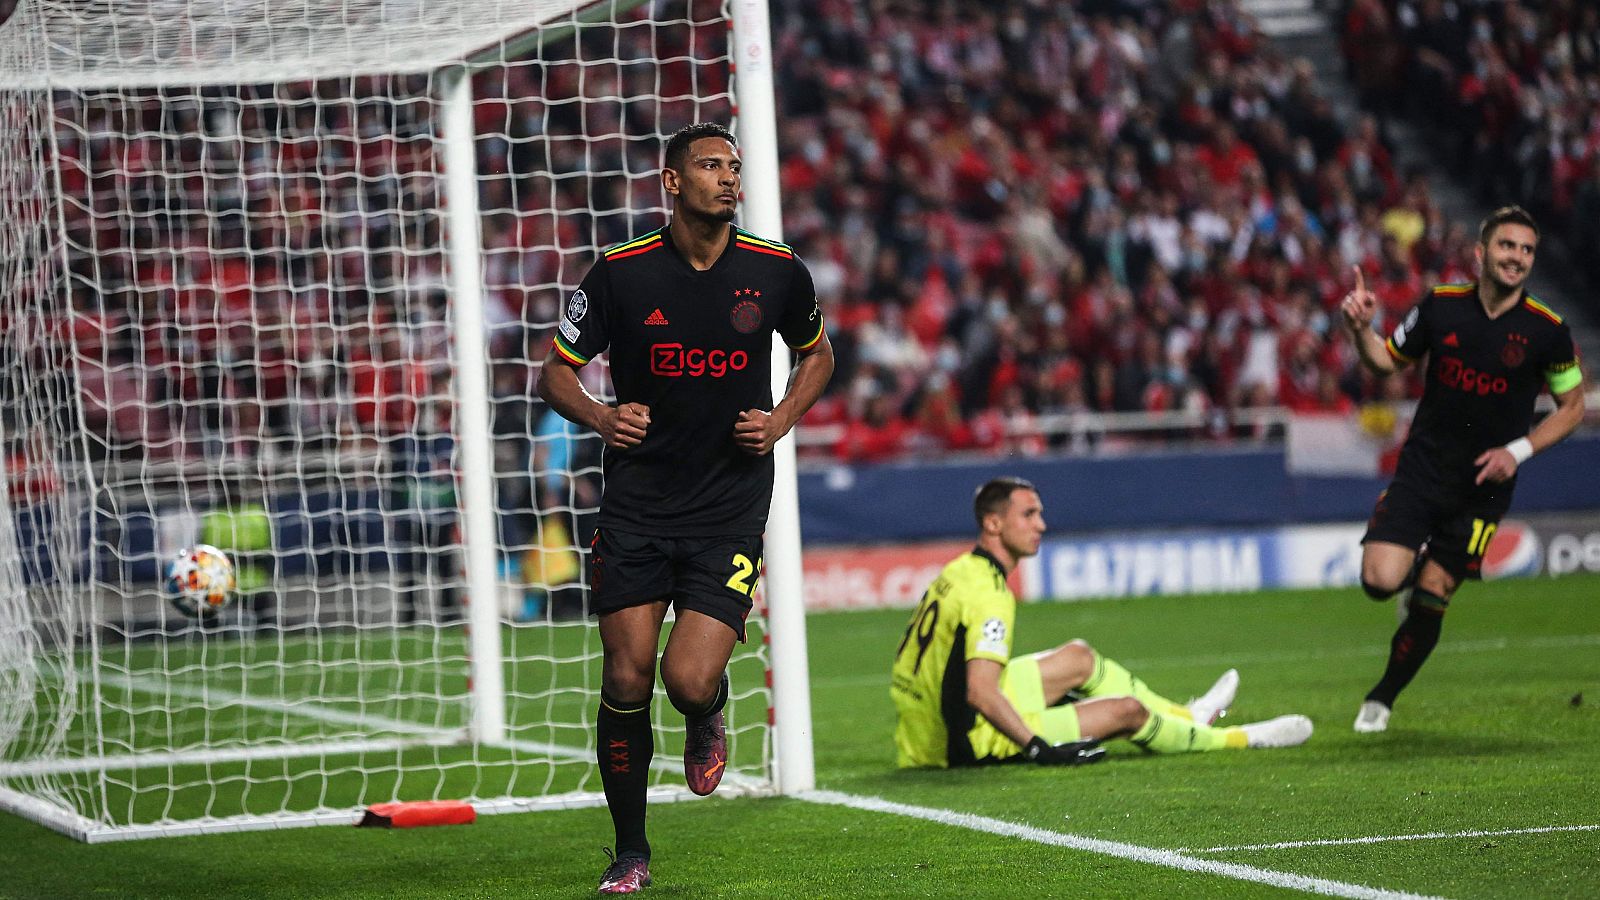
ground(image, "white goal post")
xmin=0 ymin=0 xmax=813 ymax=842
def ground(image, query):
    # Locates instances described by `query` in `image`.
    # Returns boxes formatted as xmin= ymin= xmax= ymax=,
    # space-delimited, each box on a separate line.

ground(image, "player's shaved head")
xmin=974 ymin=477 xmax=1036 ymax=527
xmin=664 ymin=122 xmax=737 ymax=172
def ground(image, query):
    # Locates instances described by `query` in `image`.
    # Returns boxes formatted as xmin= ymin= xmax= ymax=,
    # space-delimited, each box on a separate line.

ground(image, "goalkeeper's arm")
xmin=966 ymin=659 xmax=1099 ymax=765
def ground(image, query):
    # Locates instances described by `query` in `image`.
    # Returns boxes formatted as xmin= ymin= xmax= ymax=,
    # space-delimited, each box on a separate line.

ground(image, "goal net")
xmin=0 ymin=0 xmax=803 ymax=842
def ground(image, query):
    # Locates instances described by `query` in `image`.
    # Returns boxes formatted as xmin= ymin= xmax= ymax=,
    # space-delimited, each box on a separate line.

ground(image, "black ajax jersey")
xmin=1385 ymin=283 xmax=1581 ymax=489
xmin=551 ymin=225 xmax=825 ymax=535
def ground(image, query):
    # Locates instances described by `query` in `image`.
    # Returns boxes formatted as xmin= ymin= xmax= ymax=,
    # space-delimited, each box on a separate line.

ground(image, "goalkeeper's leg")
xmin=1037 ymin=640 xmax=1199 ymax=720
xmin=1068 ymin=698 xmax=1311 ymax=751
xmin=1068 ymin=698 xmax=1247 ymax=752
xmin=999 ymin=655 xmax=1309 ymax=755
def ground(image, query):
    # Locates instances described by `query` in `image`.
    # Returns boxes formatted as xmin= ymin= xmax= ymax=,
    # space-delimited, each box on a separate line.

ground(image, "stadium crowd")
xmin=34 ymin=0 xmax=1561 ymax=485
xmin=763 ymin=0 xmax=1486 ymax=462
xmin=1338 ymin=0 xmax=1600 ymax=289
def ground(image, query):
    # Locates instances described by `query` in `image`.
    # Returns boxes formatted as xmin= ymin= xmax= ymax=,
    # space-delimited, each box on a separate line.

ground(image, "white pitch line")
xmin=48 ymin=670 xmax=758 ymax=787
xmin=95 ymin=669 xmax=460 ymax=737
xmin=1183 ymin=824 xmax=1600 ymax=853
xmin=0 ymin=735 xmax=456 ymax=777
xmin=800 ymin=790 xmax=1441 ymax=900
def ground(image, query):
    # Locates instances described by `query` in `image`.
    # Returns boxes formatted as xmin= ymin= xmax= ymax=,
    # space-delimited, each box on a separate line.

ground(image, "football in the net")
xmin=164 ymin=544 xmax=237 ymax=617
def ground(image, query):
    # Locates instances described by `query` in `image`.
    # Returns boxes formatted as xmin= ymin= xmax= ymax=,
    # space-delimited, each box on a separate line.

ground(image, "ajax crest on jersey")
xmin=164 ymin=544 xmax=238 ymax=616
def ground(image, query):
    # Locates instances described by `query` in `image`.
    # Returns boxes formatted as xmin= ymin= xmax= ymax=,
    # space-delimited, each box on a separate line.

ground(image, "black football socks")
xmin=597 ymin=693 xmax=653 ymax=858
xmin=1367 ymin=589 xmax=1447 ymax=708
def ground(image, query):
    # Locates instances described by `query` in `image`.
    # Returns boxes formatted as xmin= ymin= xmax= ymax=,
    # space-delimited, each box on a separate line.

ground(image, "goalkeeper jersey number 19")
xmin=890 ymin=549 xmax=1016 ymax=768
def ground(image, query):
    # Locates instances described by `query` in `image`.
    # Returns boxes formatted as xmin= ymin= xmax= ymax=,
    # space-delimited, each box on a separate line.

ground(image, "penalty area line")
xmin=798 ymin=790 xmax=1441 ymax=900
xmin=1182 ymin=823 xmax=1600 ymax=853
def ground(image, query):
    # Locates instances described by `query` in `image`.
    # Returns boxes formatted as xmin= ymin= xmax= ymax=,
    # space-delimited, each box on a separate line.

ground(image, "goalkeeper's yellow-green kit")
xmin=891 ymin=549 xmax=1246 ymax=768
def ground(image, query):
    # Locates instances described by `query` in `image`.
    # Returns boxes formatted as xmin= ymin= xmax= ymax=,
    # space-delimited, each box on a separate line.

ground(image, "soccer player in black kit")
xmin=1340 ymin=206 xmax=1585 ymax=734
xmin=536 ymin=123 xmax=833 ymax=894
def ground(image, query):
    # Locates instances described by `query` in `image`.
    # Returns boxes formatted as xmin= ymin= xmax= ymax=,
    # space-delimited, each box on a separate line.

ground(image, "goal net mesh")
xmin=0 ymin=0 xmax=771 ymax=841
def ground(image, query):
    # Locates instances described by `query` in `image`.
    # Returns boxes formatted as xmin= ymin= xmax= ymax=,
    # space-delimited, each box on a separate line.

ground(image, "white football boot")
xmin=1187 ymin=668 xmax=1240 ymax=725
xmin=1353 ymin=700 xmax=1391 ymax=733
xmin=1241 ymin=714 xmax=1314 ymax=748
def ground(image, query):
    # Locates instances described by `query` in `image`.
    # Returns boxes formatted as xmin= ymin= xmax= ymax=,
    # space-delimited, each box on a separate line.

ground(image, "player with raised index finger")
xmin=1340 ymin=205 xmax=1586 ymax=734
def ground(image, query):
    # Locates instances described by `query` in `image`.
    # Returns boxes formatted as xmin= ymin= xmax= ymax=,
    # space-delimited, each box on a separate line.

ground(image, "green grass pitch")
xmin=3 ymin=574 xmax=1597 ymax=898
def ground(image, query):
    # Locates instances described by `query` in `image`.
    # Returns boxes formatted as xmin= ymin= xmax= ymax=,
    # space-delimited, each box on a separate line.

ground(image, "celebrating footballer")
xmin=537 ymin=122 xmax=834 ymax=894
xmin=1340 ymin=205 xmax=1585 ymax=734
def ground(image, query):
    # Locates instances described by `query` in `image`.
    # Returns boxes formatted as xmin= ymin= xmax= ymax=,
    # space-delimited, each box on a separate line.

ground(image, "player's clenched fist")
xmin=1341 ymin=264 xmax=1377 ymax=333
xmin=599 ymin=402 xmax=650 ymax=449
xmin=733 ymin=408 xmax=784 ymax=456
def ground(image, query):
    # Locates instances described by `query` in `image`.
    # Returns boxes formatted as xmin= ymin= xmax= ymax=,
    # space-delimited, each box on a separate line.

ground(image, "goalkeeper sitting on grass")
xmin=891 ymin=477 xmax=1313 ymax=768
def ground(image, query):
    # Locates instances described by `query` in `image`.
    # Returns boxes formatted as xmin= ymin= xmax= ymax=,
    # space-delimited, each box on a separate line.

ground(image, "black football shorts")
xmin=1362 ymin=476 xmax=1514 ymax=581
xmin=588 ymin=528 xmax=764 ymax=641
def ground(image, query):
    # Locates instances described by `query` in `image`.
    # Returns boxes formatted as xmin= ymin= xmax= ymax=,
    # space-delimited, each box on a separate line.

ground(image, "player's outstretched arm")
xmin=1474 ymin=383 xmax=1587 ymax=484
xmin=1341 ymin=265 xmax=1407 ymax=376
xmin=733 ymin=332 xmax=835 ymax=456
xmin=535 ymin=346 xmax=650 ymax=449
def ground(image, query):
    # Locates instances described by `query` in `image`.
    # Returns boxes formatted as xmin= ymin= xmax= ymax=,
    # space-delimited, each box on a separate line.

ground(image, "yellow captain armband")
xmin=1546 ymin=360 xmax=1583 ymax=395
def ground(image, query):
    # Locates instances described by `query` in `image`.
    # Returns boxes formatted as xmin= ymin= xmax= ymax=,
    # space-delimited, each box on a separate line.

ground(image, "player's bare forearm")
xmin=535 ymin=348 xmax=606 ymax=431
xmin=1532 ymin=384 xmax=1586 ymax=453
xmin=733 ymin=333 xmax=835 ymax=456
xmin=1350 ymin=326 xmax=1404 ymax=376
xmin=966 ymin=658 xmax=1034 ymax=749
xmin=1473 ymin=384 xmax=1585 ymax=484
xmin=535 ymin=346 xmax=650 ymax=449
xmin=772 ymin=333 xmax=836 ymax=435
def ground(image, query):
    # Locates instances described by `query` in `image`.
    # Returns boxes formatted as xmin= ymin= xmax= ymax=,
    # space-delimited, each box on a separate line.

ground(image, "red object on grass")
xmin=357 ymin=800 xmax=476 ymax=828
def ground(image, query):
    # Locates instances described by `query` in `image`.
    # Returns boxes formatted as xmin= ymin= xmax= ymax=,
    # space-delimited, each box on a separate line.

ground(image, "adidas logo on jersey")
xmin=644 ymin=309 xmax=670 ymax=325
xmin=1443 ymin=332 xmax=1459 ymax=347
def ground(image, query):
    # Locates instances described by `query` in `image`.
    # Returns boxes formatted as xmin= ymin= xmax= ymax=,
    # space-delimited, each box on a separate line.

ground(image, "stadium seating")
xmin=770 ymin=0 xmax=1464 ymax=461
xmin=1339 ymin=0 xmax=1600 ymax=289
xmin=49 ymin=0 xmax=1522 ymax=476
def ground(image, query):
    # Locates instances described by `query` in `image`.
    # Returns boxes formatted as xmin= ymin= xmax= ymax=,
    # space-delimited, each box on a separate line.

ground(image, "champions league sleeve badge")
xmin=566 ymin=289 xmax=589 ymax=322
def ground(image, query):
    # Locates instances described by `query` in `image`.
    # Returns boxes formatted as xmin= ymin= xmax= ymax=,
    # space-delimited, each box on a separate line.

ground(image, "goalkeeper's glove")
xmin=1023 ymin=736 xmax=1105 ymax=766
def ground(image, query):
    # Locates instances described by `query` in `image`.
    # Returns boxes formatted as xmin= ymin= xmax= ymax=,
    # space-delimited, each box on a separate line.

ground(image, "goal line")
xmin=799 ymin=790 xmax=1440 ymax=900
